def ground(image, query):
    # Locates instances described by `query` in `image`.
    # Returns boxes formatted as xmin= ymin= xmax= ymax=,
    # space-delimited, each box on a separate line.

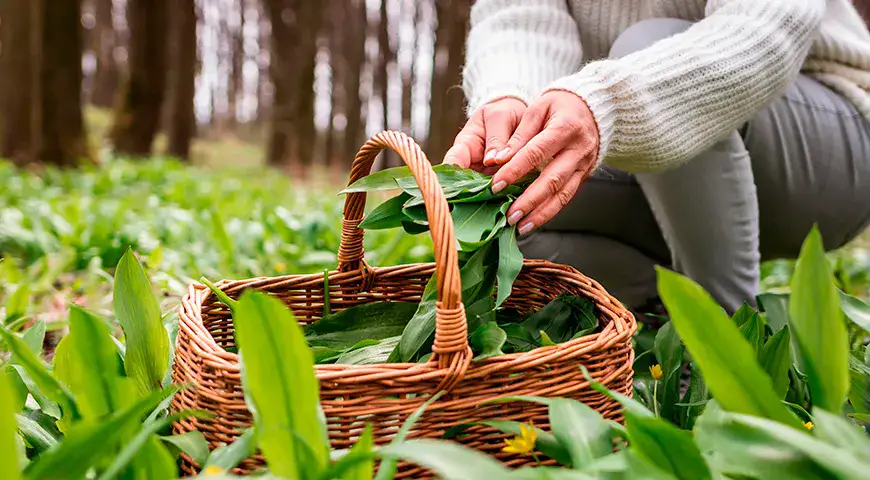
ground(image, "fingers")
xmin=481 ymin=106 xmax=522 ymax=167
xmin=517 ymin=169 xmax=585 ymax=235
xmin=443 ymin=114 xmax=485 ymax=168
xmin=491 ymin=119 xmax=571 ymax=193
xmin=505 ymin=148 xmax=579 ymax=226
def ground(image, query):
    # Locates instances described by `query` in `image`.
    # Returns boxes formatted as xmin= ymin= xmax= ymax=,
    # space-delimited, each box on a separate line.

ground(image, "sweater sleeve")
xmin=544 ymin=0 xmax=826 ymax=173
xmin=462 ymin=0 xmax=583 ymax=115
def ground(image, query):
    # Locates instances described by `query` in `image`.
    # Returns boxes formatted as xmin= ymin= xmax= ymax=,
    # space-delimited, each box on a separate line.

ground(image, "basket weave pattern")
xmin=171 ymin=131 xmax=637 ymax=477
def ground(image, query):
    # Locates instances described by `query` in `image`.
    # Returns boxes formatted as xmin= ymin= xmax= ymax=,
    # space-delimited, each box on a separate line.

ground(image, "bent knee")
xmin=609 ymin=18 xmax=694 ymax=59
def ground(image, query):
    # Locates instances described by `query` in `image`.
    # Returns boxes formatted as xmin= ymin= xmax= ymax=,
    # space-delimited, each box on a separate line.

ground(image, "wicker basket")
xmin=170 ymin=131 xmax=637 ymax=478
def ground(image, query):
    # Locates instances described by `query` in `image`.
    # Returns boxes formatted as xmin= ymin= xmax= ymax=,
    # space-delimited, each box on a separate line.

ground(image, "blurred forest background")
xmin=0 ymin=0 xmax=472 ymax=176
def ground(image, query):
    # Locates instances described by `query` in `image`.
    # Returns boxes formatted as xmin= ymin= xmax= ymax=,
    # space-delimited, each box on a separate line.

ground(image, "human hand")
xmin=442 ymin=97 xmax=527 ymax=174
xmin=489 ymin=90 xmax=599 ymax=235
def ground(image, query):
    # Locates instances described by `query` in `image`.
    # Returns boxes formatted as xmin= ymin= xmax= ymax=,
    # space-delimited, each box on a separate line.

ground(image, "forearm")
xmin=545 ymin=0 xmax=826 ymax=173
xmin=462 ymin=0 xmax=582 ymax=115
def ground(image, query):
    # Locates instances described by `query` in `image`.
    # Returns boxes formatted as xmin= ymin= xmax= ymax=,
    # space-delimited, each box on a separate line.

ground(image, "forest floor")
xmin=0 ymin=109 xmax=866 ymax=348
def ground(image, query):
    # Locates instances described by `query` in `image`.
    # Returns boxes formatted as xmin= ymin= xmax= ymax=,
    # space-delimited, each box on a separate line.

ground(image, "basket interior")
xmin=199 ymin=262 xmax=610 ymax=353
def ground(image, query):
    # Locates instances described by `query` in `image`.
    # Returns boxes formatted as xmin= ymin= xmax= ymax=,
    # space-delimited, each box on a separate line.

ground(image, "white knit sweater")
xmin=462 ymin=0 xmax=870 ymax=172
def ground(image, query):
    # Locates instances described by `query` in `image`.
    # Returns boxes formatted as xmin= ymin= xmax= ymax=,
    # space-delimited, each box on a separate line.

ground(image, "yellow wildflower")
xmin=502 ymin=421 xmax=538 ymax=455
xmin=202 ymin=465 xmax=225 ymax=476
xmin=275 ymin=262 xmax=286 ymax=273
xmin=650 ymin=364 xmax=663 ymax=381
xmin=804 ymin=421 xmax=814 ymax=430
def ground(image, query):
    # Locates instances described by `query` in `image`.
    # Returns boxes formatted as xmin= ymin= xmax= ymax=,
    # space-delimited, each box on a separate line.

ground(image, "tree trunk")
xmin=0 ymin=1 xmax=34 ymax=164
xmin=374 ymin=0 xmax=397 ymax=168
xmin=91 ymin=0 xmax=119 ymax=108
xmin=37 ymin=0 xmax=90 ymax=166
xmin=427 ymin=0 xmax=469 ymax=164
xmin=166 ymin=0 xmax=196 ymax=160
xmin=324 ymin=0 xmax=343 ymax=170
xmin=109 ymin=0 xmax=168 ymax=156
xmin=342 ymin=0 xmax=366 ymax=166
xmin=263 ymin=0 xmax=322 ymax=169
xmin=228 ymin=0 xmax=244 ymax=129
xmin=401 ymin=1 xmax=419 ymax=136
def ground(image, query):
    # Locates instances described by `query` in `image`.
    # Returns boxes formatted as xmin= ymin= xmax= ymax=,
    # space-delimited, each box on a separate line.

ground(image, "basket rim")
xmin=176 ymin=258 xmax=637 ymax=384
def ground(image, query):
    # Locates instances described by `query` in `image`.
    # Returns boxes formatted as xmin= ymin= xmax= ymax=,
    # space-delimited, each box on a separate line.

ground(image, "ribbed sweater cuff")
xmin=544 ymin=72 xmax=617 ymax=168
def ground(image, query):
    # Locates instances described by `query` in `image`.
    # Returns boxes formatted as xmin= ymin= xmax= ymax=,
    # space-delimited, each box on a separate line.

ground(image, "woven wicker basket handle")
xmin=338 ymin=130 xmax=470 ymax=390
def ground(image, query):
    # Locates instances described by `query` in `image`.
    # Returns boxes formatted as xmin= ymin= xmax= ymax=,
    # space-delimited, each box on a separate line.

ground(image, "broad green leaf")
xmin=390 ymin=243 xmax=498 ymax=362
xmin=738 ymin=312 xmax=765 ymax=356
xmin=0 ymin=328 xmax=79 ymax=424
xmin=509 ymin=467 xmax=598 ymax=480
xmin=759 ymin=326 xmax=792 ymax=399
xmin=203 ymin=428 xmax=256 ymax=471
xmin=53 ymin=306 xmax=131 ymax=420
xmin=305 ymin=302 xmax=418 ymax=349
xmin=469 ymin=322 xmax=507 ymax=360
xmin=451 ymin=185 xmax=523 ymax=204
xmin=334 ymin=336 xmax=400 ymax=365
xmin=114 ymin=248 xmax=170 ymax=395
xmin=0 ymin=374 xmax=21 ymax=479
xmin=756 ymin=292 xmax=791 ymax=333
xmin=810 ymin=408 xmax=870 ymax=460
xmin=622 ymin=449 xmax=680 ymax=480
xmin=522 ymin=294 xmax=597 ymax=345
xmin=652 ymin=322 xmax=684 ymax=423
xmin=789 ymin=227 xmax=849 ymax=413
xmin=97 ymin=411 xmax=193 ymax=480
xmin=378 ymin=439 xmax=511 ymax=480
xmin=548 ymin=398 xmax=612 ymax=469
xmin=6 ymin=368 xmax=27 ymax=413
xmin=129 ymin=436 xmax=177 ymax=480
xmin=502 ymin=324 xmax=538 ymax=353
xmin=9 ymin=365 xmax=61 ymax=419
xmin=465 ymin=296 xmax=496 ymax=334
xmin=233 ymin=290 xmax=329 ymax=479
xmin=695 ymin=403 xmax=869 ymax=479
xmin=656 ymin=268 xmax=800 ymax=428
xmin=4 ymin=284 xmax=28 ymax=323
xmin=840 ymin=290 xmax=870 ymax=332
xmin=624 ymin=413 xmax=711 ymax=480
xmin=373 ymin=392 xmax=444 ymax=480
xmin=23 ymin=388 xmax=173 ymax=480
xmin=850 ymin=413 xmax=870 ymax=423
xmin=496 ymin=225 xmax=522 ymax=307
xmin=16 ymin=411 xmax=60 ymax=454
xmin=340 ymin=165 xmax=412 ymax=193
xmin=331 ymin=424 xmax=373 ymax=480
xmin=451 ymin=202 xmax=503 ymax=246
xmin=679 ymin=362 xmax=709 ymax=430
xmin=160 ymin=431 xmax=210 ymax=466
xmin=359 ymin=193 xmax=413 ymax=230
xmin=849 ymin=347 xmax=870 ymax=414
xmin=21 ymin=320 xmax=45 ymax=357
xmin=730 ymin=302 xmax=757 ymax=327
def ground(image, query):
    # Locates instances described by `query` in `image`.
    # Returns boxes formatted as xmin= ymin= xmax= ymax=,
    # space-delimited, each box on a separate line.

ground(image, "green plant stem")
xmin=653 ymin=380 xmax=660 ymax=418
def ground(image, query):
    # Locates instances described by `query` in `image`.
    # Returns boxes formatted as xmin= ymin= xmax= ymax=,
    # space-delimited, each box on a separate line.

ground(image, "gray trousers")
xmin=519 ymin=19 xmax=870 ymax=314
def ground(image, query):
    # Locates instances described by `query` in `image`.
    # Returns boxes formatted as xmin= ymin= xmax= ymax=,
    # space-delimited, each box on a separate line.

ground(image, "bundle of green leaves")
xmin=205 ymin=164 xmax=602 ymax=365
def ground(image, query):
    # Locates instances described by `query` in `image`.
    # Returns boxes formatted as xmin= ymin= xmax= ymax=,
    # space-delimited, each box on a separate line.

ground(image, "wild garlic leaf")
xmin=359 ymin=193 xmax=413 ymax=230
xmin=305 ymin=302 xmax=418 ymax=350
xmin=469 ymin=322 xmax=507 ymax=360
xmin=495 ymin=225 xmax=522 ymax=307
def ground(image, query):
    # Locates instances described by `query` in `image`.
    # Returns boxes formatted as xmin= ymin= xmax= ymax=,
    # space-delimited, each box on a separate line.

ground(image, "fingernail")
xmin=518 ymin=222 xmax=534 ymax=235
xmin=494 ymin=147 xmax=511 ymax=161
xmin=492 ymin=181 xmax=506 ymax=193
xmin=484 ymin=149 xmax=497 ymax=162
xmin=508 ymin=210 xmax=523 ymax=226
